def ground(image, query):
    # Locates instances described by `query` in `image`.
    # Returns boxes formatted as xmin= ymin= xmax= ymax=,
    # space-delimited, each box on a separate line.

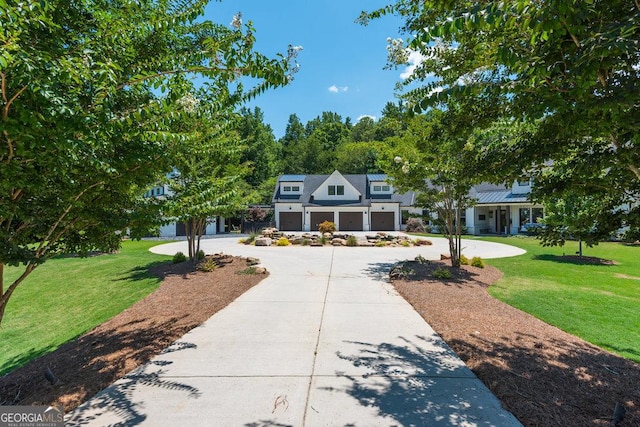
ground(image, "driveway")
xmin=67 ymin=234 xmax=524 ymax=426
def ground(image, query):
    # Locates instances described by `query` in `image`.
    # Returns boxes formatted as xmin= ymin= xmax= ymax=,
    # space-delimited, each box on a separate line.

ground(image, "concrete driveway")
xmin=67 ymin=234 xmax=524 ymax=426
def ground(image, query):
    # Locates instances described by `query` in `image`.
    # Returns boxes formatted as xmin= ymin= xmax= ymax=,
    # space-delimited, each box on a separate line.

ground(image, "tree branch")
xmin=115 ymin=66 xmax=245 ymax=90
xmin=610 ymin=134 xmax=640 ymax=181
xmin=35 ymin=181 xmax=105 ymax=257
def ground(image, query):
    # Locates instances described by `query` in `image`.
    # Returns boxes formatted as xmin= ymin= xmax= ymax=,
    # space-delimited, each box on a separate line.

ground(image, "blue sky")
xmin=203 ymin=1 xmax=408 ymax=138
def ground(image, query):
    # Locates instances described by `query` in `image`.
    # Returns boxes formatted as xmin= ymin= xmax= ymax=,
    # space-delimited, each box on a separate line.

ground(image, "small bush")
xmin=401 ymin=240 xmax=411 ymax=247
xmin=405 ymin=217 xmax=426 ymax=233
xmin=173 ymin=252 xmax=187 ymax=263
xmin=460 ymin=255 xmax=469 ymax=265
xmin=318 ymin=220 xmax=336 ymax=234
xmin=346 ymin=235 xmax=358 ymax=247
xmin=198 ymin=257 xmax=218 ymax=272
xmin=433 ymin=267 xmax=452 ymax=279
xmin=236 ymin=266 xmax=257 ymax=275
xmin=318 ymin=236 xmax=328 ymax=245
xmin=414 ymin=254 xmax=428 ymax=264
xmin=375 ymin=241 xmax=387 ymax=247
xmin=197 ymin=249 xmax=206 ymax=260
xmin=276 ymin=237 xmax=290 ymax=246
xmin=301 ymin=238 xmax=311 ymax=246
xmin=471 ymin=256 xmax=485 ymax=268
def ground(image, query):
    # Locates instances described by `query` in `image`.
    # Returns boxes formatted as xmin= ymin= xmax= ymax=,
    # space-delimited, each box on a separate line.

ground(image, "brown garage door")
xmin=371 ymin=212 xmax=395 ymax=231
xmin=310 ymin=212 xmax=334 ymax=231
xmin=339 ymin=212 xmax=363 ymax=231
xmin=279 ymin=212 xmax=303 ymax=231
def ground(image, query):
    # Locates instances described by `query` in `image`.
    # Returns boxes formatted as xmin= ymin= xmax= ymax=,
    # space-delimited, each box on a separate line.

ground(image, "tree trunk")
xmin=578 ymin=239 xmax=583 ymax=257
xmin=0 ymin=263 xmax=36 ymax=326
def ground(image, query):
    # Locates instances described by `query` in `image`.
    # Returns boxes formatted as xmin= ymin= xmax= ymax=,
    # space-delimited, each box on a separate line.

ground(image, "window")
xmin=532 ymin=208 xmax=544 ymax=223
xmin=328 ymin=185 xmax=344 ymax=196
xmin=292 ymin=186 xmax=300 ymax=191
xmin=283 ymin=186 xmax=291 ymax=192
xmin=373 ymin=185 xmax=381 ymax=191
xmin=518 ymin=179 xmax=530 ymax=186
xmin=382 ymin=185 xmax=390 ymax=192
xmin=519 ymin=208 xmax=530 ymax=226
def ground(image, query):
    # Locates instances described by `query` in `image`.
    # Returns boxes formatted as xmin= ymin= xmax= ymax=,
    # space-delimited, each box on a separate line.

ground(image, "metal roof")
xmin=366 ymin=174 xmax=388 ymax=182
xmin=475 ymin=190 xmax=530 ymax=205
xmin=279 ymin=174 xmax=306 ymax=182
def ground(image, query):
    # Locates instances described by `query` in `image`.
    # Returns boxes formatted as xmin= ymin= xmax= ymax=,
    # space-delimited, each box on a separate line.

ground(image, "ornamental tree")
xmin=0 ymin=0 xmax=299 ymax=325
xmin=362 ymin=1 xmax=640 ymax=233
xmin=381 ymin=109 xmax=479 ymax=267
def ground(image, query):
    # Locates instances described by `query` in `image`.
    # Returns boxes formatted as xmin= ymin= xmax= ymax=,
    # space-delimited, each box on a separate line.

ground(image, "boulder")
xmin=255 ymin=237 xmax=272 ymax=247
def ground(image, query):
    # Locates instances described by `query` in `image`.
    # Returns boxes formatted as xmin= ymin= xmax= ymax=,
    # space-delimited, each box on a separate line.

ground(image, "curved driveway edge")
xmin=67 ymin=234 xmax=524 ymax=426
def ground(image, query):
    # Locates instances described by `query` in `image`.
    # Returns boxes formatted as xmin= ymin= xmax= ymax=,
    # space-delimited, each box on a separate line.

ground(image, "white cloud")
xmin=328 ymin=85 xmax=349 ymax=93
xmin=357 ymin=114 xmax=376 ymax=122
xmin=400 ymin=50 xmax=427 ymax=80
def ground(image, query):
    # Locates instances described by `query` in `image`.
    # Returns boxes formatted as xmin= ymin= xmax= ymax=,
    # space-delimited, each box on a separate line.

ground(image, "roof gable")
xmin=311 ymin=170 xmax=362 ymax=200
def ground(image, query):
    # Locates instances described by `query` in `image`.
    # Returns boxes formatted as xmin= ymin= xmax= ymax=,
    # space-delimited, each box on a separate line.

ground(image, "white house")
xmin=143 ymin=181 xmax=228 ymax=238
xmin=272 ymin=171 xmax=544 ymax=234
xmin=272 ymin=171 xmax=418 ymax=232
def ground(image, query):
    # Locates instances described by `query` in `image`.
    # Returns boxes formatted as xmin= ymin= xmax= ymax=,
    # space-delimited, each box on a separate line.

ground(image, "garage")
xmin=371 ymin=212 xmax=395 ymax=231
xmin=339 ymin=212 xmax=363 ymax=231
xmin=279 ymin=212 xmax=303 ymax=231
xmin=310 ymin=212 xmax=335 ymax=231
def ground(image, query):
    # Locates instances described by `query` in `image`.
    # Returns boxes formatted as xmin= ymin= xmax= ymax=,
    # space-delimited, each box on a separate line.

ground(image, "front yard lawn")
xmin=0 ymin=240 xmax=171 ymax=375
xmin=479 ymin=236 xmax=640 ymax=363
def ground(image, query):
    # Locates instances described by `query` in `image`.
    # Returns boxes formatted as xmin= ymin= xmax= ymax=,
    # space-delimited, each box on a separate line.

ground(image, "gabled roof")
xmin=272 ymin=172 xmax=414 ymax=207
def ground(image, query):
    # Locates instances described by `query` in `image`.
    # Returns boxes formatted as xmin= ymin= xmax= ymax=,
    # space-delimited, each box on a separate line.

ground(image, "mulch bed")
xmin=391 ymin=259 xmax=640 ymax=426
xmin=0 ymin=255 xmax=267 ymax=412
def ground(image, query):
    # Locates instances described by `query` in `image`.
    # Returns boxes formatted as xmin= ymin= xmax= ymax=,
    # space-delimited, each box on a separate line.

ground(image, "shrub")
xmin=375 ymin=241 xmax=387 ymax=247
xmin=460 ymin=255 xmax=469 ymax=265
xmin=246 ymin=207 xmax=270 ymax=222
xmin=405 ymin=217 xmax=426 ymax=233
xmin=414 ymin=254 xmax=428 ymax=264
xmin=471 ymin=256 xmax=485 ymax=268
xmin=173 ymin=252 xmax=187 ymax=263
xmin=318 ymin=220 xmax=336 ymax=234
xmin=401 ymin=240 xmax=411 ymax=247
xmin=198 ymin=257 xmax=218 ymax=272
xmin=240 ymin=233 xmax=258 ymax=245
xmin=197 ymin=249 xmax=206 ymax=260
xmin=346 ymin=235 xmax=358 ymax=247
xmin=433 ymin=267 xmax=452 ymax=279
xmin=301 ymin=238 xmax=311 ymax=246
xmin=276 ymin=237 xmax=290 ymax=246
xmin=318 ymin=235 xmax=328 ymax=245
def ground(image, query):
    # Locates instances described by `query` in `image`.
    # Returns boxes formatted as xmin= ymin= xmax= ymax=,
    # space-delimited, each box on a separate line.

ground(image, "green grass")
xmin=476 ymin=235 xmax=640 ymax=363
xmin=0 ymin=240 xmax=172 ymax=375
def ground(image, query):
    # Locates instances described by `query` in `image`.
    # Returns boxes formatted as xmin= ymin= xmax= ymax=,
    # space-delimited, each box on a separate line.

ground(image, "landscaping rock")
xmin=255 ymin=237 xmax=272 ymax=247
xmin=246 ymin=257 xmax=261 ymax=266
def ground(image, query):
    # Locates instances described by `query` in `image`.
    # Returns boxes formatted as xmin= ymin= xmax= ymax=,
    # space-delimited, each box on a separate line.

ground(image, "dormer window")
xmin=282 ymin=185 xmax=301 ymax=193
xmin=328 ymin=185 xmax=344 ymax=196
xmin=372 ymin=184 xmax=391 ymax=193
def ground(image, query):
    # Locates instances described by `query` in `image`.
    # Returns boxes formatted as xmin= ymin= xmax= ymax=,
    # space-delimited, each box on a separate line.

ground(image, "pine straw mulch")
xmin=390 ymin=259 xmax=640 ymax=427
xmin=0 ymin=254 xmax=267 ymax=413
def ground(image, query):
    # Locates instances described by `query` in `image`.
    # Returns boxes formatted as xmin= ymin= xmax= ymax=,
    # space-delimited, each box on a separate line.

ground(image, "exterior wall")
xmin=158 ymin=218 xmax=222 ymax=238
xmin=470 ymin=204 xmax=544 ymax=235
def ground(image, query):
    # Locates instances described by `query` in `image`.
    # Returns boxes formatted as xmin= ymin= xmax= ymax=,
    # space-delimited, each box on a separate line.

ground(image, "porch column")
xmin=497 ymin=205 xmax=502 ymax=235
xmin=506 ymin=206 xmax=511 ymax=235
